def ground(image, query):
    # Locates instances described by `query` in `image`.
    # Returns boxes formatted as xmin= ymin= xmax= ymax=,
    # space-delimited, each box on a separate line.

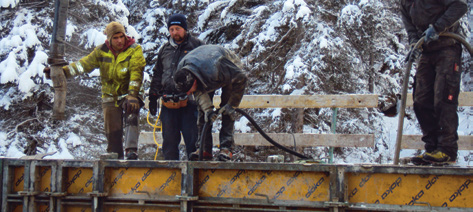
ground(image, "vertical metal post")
xmin=48 ymin=0 xmax=69 ymax=120
xmin=329 ymin=108 xmax=338 ymax=164
xmin=56 ymin=162 xmax=65 ymax=212
xmin=22 ymin=161 xmax=31 ymax=212
xmin=49 ymin=162 xmax=58 ymax=212
xmin=91 ymin=160 xmax=105 ymax=212
xmin=0 ymin=159 xmax=4 ymax=212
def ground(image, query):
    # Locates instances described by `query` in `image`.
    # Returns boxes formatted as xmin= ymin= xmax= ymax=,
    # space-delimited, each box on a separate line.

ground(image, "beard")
xmin=172 ymin=34 xmax=185 ymax=43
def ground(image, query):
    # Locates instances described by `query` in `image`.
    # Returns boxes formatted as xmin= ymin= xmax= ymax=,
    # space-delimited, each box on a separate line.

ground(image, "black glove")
xmin=205 ymin=110 xmax=218 ymax=123
xmin=43 ymin=66 xmax=51 ymax=79
xmin=423 ymin=25 xmax=439 ymax=44
xmin=218 ymin=104 xmax=237 ymax=121
xmin=148 ymin=94 xmax=159 ymax=116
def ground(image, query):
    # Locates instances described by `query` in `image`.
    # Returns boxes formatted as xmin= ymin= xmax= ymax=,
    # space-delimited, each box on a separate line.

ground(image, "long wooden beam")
xmin=401 ymin=135 xmax=473 ymax=150
xmin=406 ymin=92 xmax=473 ymax=107
xmin=139 ymin=132 xmax=375 ymax=148
xmin=212 ymin=94 xmax=379 ymax=108
xmin=144 ymin=92 xmax=473 ymax=109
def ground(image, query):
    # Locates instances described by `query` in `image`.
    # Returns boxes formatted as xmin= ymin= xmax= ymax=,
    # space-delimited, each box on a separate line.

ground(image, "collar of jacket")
xmin=105 ymin=36 xmax=136 ymax=56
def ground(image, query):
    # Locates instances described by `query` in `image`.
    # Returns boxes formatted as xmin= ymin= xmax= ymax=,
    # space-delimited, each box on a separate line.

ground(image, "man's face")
xmin=111 ymin=32 xmax=126 ymax=52
xmin=169 ymin=25 xmax=186 ymax=44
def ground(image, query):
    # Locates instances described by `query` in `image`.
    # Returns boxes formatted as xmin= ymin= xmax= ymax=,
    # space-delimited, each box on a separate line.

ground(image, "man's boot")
xmin=125 ymin=148 xmax=138 ymax=160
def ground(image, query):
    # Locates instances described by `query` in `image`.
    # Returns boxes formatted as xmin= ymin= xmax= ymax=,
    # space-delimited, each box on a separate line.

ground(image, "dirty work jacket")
xmin=400 ymin=0 xmax=467 ymax=52
xmin=175 ymin=45 xmax=248 ymax=109
xmin=63 ymin=38 xmax=146 ymax=105
xmin=149 ymin=34 xmax=205 ymax=96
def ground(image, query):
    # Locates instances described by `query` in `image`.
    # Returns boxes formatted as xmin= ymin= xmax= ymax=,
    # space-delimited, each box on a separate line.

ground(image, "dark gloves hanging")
xmin=148 ymin=94 xmax=159 ymax=116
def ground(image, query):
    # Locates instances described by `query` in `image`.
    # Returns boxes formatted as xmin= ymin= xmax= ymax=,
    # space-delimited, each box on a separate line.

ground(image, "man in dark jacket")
xmin=174 ymin=45 xmax=248 ymax=161
xmin=148 ymin=14 xmax=205 ymax=160
xmin=401 ymin=0 xmax=467 ymax=165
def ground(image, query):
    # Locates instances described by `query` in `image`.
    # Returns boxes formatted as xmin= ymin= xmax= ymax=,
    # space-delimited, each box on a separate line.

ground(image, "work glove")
xmin=43 ymin=66 xmax=51 ymax=79
xmin=205 ymin=110 xmax=218 ymax=123
xmin=148 ymin=94 xmax=159 ymax=116
xmin=43 ymin=66 xmax=68 ymax=79
xmin=218 ymin=104 xmax=237 ymax=121
xmin=123 ymin=95 xmax=140 ymax=115
xmin=405 ymin=44 xmax=422 ymax=62
xmin=423 ymin=25 xmax=439 ymax=44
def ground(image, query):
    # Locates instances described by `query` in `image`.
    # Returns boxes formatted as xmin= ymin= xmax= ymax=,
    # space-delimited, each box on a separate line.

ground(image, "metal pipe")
xmin=329 ymin=108 xmax=338 ymax=164
xmin=48 ymin=0 xmax=69 ymax=120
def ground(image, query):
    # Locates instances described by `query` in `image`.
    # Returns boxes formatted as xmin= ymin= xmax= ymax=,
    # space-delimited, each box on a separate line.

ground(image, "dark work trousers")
xmin=103 ymin=100 xmax=140 ymax=159
xmin=413 ymin=44 xmax=462 ymax=160
xmin=160 ymin=102 xmax=198 ymax=160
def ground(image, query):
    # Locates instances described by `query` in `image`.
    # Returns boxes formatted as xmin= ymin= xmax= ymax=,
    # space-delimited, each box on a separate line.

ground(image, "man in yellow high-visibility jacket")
xmin=45 ymin=21 xmax=146 ymax=159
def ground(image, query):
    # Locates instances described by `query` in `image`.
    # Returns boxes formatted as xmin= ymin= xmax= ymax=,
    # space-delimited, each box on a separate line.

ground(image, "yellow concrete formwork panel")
xmin=347 ymin=173 xmax=473 ymax=208
xmin=39 ymin=166 xmax=52 ymax=193
xmin=105 ymin=208 xmax=180 ymax=212
xmin=63 ymin=206 xmax=92 ymax=212
xmin=66 ymin=167 xmax=94 ymax=195
xmin=11 ymin=204 xmax=22 ymax=212
xmin=198 ymin=169 xmax=330 ymax=202
xmin=38 ymin=204 xmax=49 ymax=212
xmin=12 ymin=166 xmax=24 ymax=193
xmin=107 ymin=167 xmax=181 ymax=197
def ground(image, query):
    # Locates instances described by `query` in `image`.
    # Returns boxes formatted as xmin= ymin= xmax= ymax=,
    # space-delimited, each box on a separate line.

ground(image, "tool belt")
xmin=162 ymin=94 xmax=188 ymax=109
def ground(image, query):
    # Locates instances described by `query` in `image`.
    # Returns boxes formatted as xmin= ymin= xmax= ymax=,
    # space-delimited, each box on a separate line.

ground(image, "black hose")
xmin=198 ymin=121 xmax=210 ymax=161
xmin=235 ymin=108 xmax=310 ymax=159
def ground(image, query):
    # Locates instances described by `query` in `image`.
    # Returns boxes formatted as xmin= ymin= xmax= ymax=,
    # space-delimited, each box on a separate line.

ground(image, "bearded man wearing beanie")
xmin=43 ymin=21 xmax=146 ymax=160
xmin=148 ymin=14 xmax=206 ymax=160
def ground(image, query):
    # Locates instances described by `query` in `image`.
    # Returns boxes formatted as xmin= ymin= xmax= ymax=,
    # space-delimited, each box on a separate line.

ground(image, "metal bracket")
xmin=44 ymin=192 xmax=67 ymax=197
xmin=176 ymin=195 xmax=198 ymax=201
xmin=324 ymin=201 xmax=349 ymax=208
xmin=255 ymin=193 xmax=273 ymax=203
xmin=87 ymin=191 xmax=108 ymax=197
xmin=17 ymin=191 xmax=40 ymax=196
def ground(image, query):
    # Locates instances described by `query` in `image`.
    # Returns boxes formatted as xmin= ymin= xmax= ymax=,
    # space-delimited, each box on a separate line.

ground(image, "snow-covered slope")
xmin=0 ymin=0 xmax=471 ymax=164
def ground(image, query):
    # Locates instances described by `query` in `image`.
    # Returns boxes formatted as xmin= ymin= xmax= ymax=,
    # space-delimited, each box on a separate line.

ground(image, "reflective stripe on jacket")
xmin=63 ymin=41 xmax=146 ymax=105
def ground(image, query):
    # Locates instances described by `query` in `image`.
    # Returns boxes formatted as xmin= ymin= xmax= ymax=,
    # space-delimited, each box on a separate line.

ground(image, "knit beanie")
xmin=104 ymin=21 xmax=127 ymax=41
xmin=167 ymin=14 xmax=187 ymax=31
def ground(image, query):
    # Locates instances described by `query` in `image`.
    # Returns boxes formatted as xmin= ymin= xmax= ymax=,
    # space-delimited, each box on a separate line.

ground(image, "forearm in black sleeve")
xmin=149 ymin=60 xmax=164 ymax=96
xmin=434 ymin=0 xmax=467 ymax=32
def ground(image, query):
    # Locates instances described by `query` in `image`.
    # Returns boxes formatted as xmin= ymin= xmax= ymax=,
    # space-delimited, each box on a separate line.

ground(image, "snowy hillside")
xmin=0 ymin=0 xmax=472 ymax=164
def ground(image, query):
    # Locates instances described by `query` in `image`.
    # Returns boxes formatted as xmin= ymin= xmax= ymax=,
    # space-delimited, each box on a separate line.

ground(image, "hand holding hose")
xmin=423 ymin=25 xmax=439 ymax=44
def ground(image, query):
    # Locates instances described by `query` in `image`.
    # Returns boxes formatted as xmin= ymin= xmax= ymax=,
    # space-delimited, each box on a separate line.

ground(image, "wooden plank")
xmin=401 ymin=135 xmax=473 ymax=150
xmin=406 ymin=92 xmax=473 ymax=107
xmin=139 ymin=132 xmax=375 ymax=148
xmin=212 ymin=94 xmax=379 ymax=108
xmin=143 ymin=92 xmax=473 ymax=109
